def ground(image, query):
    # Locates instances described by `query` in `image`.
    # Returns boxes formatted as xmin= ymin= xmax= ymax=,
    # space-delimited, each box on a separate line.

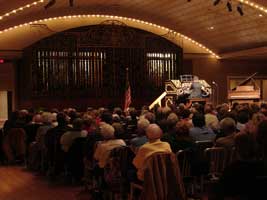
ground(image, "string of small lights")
xmin=0 ymin=14 xmax=220 ymax=58
xmin=0 ymin=0 xmax=44 ymax=21
xmin=1 ymin=0 xmax=265 ymax=58
xmin=1 ymin=0 xmax=266 ymax=21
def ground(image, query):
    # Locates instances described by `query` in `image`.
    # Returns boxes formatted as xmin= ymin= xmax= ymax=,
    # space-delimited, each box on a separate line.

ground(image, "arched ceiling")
xmin=0 ymin=0 xmax=267 ymax=59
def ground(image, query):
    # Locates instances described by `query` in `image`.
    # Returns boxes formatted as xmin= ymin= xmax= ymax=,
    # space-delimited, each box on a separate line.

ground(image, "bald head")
xmin=146 ymin=124 xmax=163 ymax=141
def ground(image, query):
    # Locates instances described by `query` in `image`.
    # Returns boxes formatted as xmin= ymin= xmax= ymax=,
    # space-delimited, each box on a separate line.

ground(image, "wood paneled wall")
xmin=187 ymin=58 xmax=267 ymax=104
xmin=0 ymin=62 xmax=16 ymax=111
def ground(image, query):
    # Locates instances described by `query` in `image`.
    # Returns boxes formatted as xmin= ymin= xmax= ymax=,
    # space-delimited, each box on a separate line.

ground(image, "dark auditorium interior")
xmin=1 ymin=0 xmax=267 ymax=200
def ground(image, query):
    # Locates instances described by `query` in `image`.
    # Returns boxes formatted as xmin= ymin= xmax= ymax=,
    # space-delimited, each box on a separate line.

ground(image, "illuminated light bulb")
xmin=0 ymin=14 xmax=220 ymax=58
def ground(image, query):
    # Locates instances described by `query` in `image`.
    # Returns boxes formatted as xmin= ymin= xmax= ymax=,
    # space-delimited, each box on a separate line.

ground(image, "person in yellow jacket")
xmin=133 ymin=123 xmax=172 ymax=181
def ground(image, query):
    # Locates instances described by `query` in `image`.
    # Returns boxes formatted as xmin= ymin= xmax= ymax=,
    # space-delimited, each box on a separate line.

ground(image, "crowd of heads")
xmin=2 ymin=100 xmax=267 ymax=164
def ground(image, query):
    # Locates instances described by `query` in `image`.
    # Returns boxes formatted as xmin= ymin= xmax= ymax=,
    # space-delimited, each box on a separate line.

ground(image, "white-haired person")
xmin=215 ymin=117 xmax=237 ymax=151
xmin=133 ymin=124 xmax=172 ymax=181
xmin=94 ymin=123 xmax=126 ymax=168
xmin=36 ymin=112 xmax=54 ymax=150
xmin=130 ymin=118 xmax=150 ymax=153
xmin=28 ymin=112 xmax=54 ymax=171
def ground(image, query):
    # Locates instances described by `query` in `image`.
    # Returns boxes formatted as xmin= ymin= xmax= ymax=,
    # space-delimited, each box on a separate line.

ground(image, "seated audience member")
xmin=100 ymin=110 xmax=113 ymax=125
xmin=189 ymin=113 xmax=216 ymax=142
xmin=244 ymin=112 xmax=266 ymax=137
xmin=236 ymin=110 xmax=250 ymax=132
xmin=176 ymin=121 xmax=195 ymax=151
xmin=163 ymin=120 xmax=194 ymax=153
xmin=27 ymin=112 xmax=53 ymax=171
xmin=180 ymin=109 xmax=193 ymax=129
xmin=36 ymin=112 xmax=54 ymax=150
xmin=24 ymin=114 xmax=43 ymax=145
xmin=2 ymin=127 xmax=26 ymax=164
xmin=215 ymin=117 xmax=237 ymax=151
xmin=217 ymin=104 xmax=230 ymax=121
xmin=249 ymin=103 xmax=260 ymax=115
xmin=143 ymin=111 xmax=156 ymax=123
xmin=260 ymin=103 xmax=267 ymax=117
xmin=130 ymin=118 xmax=150 ymax=153
xmin=60 ymin=118 xmax=87 ymax=152
xmin=204 ymin=103 xmax=219 ymax=132
xmin=111 ymin=114 xmax=125 ymax=139
xmin=215 ymin=132 xmax=266 ymax=200
xmin=256 ymin=120 xmax=267 ymax=160
xmin=45 ymin=112 xmax=71 ymax=176
xmin=3 ymin=111 xmax=19 ymax=134
xmin=82 ymin=114 xmax=94 ymax=134
xmin=113 ymin=107 xmax=125 ymax=122
xmin=94 ymin=123 xmax=126 ymax=168
xmin=133 ymin=124 xmax=172 ymax=181
xmin=126 ymin=107 xmax=138 ymax=126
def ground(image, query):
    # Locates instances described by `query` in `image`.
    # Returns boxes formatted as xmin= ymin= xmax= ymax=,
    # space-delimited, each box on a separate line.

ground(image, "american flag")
xmin=124 ymin=68 xmax=131 ymax=111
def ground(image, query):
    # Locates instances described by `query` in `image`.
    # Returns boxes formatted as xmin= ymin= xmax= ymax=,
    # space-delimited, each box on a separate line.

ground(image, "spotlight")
xmin=227 ymin=1 xmax=232 ymax=12
xmin=237 ymin=3 xmax=244 ymax=16
xmin=44 ymin=0 xmax=56 ymax=9
xmin=213 ymin=0 xmax=221 ymax=6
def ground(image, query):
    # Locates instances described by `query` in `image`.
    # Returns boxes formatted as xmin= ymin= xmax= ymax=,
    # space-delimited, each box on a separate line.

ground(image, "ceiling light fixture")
xmin=45 ymin=0 xmax=74 ymax=9
xmin=44 ymin=0 xmax=56 ymax=9
xmin=227 ymin=1 xmax=232 ymax=12
xmin=213 ymin=0 xmax=221 ymax=6
xmin=237 ymin=3 xmax=244 ymax=16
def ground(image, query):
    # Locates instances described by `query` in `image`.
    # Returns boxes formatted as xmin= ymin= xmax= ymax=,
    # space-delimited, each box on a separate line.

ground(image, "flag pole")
xmin=124 ymin=67 xmax=131 ymax=112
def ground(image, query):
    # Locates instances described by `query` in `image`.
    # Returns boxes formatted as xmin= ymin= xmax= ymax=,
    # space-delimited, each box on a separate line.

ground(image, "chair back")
xmin=141 ymin=153 xmax=186 ymax=200
xmin=194 ymin=140 xmax=214 ymax=161
xmin=205 ymin=147 xmax=226 ymax=176
xmin=228 ymin=146 xmax=238 ymax=164
xmin=176 ymin=149 xmax=192 ymax=177
xmin=66 ymin=137 xmax=87 ymax=180
xmin=104 ymin=146 xmax=135 ymax=193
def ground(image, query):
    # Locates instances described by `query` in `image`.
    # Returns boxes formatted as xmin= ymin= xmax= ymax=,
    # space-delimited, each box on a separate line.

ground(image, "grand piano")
xmin=228 ymin=72 xmax=261 ymax=103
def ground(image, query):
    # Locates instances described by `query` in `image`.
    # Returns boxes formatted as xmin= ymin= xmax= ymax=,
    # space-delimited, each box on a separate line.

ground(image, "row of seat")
xmin=82 ymin=140 xmax=236 ymax=200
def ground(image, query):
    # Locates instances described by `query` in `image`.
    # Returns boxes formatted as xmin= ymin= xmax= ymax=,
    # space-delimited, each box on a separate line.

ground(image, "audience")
xmin=1 ymin=101 xmax=267 ymax=199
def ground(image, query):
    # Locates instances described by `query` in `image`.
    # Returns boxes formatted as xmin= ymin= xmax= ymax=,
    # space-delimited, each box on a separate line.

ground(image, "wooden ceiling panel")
xmin=0 ymin=0 xmax=267 ymax=58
